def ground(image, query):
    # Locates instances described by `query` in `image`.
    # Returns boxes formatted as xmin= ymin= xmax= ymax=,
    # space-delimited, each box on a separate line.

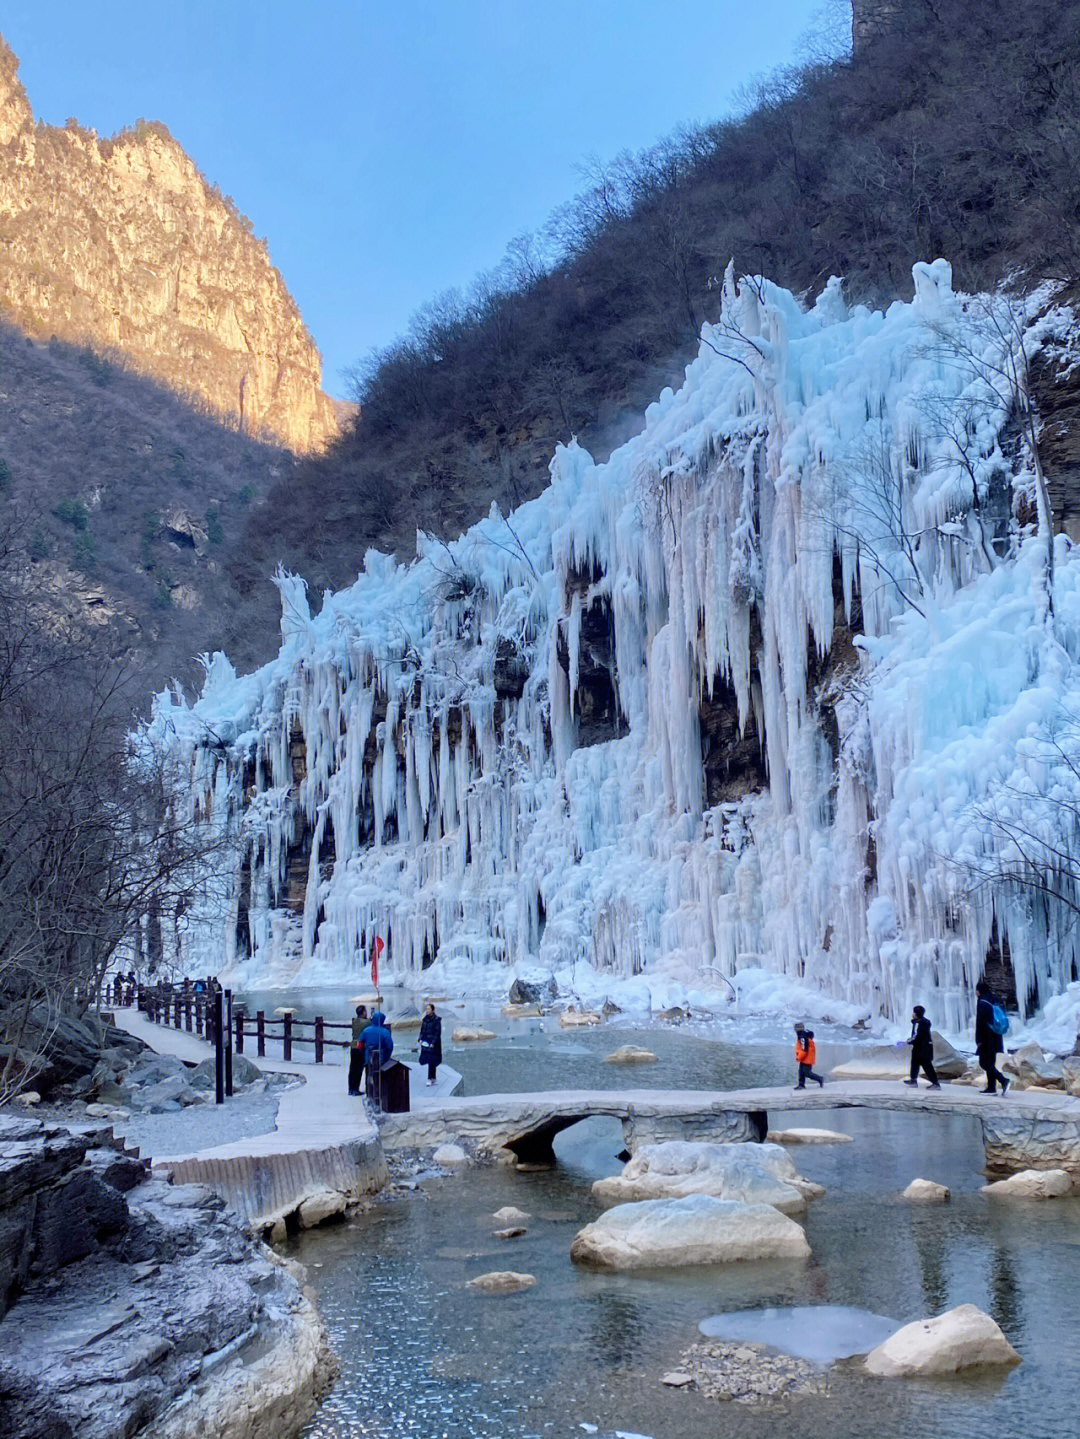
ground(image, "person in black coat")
xmin=347 ymin=1004 xmax=368 ymax=1096
xmin=903 ymin=1005 xmax=940 ymax=1088
xmin=418 ymin=1003 xmax=442 ymax=1086
xmin=975 ymin=980 xmax=1009 ymax=1095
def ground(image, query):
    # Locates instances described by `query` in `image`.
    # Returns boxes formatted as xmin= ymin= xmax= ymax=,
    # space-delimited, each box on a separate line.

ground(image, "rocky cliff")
xmin=0 ymin=35 xmax=337 ymax=454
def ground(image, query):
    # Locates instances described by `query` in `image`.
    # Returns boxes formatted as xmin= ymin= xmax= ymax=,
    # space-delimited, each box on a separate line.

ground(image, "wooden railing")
xmin=112 ymin=974 xmax=354 ymax=1064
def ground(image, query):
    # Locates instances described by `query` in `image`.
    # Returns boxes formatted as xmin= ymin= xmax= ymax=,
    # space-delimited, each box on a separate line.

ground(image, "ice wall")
xmin=147 ymin=262 xmax=1080 ymax=1028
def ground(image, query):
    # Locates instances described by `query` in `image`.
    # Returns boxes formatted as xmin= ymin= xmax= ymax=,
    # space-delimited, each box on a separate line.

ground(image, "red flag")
xmin=370 ymin=935 xmax=384 ymax=990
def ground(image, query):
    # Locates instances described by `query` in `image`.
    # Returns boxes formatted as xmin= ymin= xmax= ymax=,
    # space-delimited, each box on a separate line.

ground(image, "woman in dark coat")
xmin=418 ymin=1003 xmax=442 ymax=1086
xmin=975 ymin=980 xmax=1009 ymax=1095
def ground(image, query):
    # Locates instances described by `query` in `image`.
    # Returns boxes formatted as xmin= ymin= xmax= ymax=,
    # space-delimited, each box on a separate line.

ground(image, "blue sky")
xmin=2 ymin=2 xmax=827 ymax=396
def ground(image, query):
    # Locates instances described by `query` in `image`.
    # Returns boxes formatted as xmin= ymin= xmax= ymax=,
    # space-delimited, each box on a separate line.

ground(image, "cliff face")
xmin=0 ymin=36 xmax=337 ymax=453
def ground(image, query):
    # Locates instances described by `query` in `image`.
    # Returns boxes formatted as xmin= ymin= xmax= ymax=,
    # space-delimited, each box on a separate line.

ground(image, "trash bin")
xmin=379 ymin=1058 xmax=410 ymax=1113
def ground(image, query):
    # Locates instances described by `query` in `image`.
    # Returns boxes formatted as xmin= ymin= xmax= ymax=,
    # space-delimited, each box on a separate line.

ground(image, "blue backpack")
xmin=990 ymin=1002 xmax=1010 ymax=1036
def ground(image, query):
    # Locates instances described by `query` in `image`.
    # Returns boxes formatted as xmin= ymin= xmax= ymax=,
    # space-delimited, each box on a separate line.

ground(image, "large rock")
xmin=466 ymin=1271 xmax=536 ymax=1293
xmin=865 ymin=1304 xmax=1021 ymax=1376
xmin=570 ymin=1195 xmax=811 ymax=1270
xmin=508 ymin=977 xmax=556 ymax=1006
xmin=591 ymin=1141 xmax=820 ymax=1216
xmin=767 ymin=1127 xmax=853 ymax=1145
xmin=1002 ymin=1042 xmax=1065 ymax=1089
xmin=558 ymin=1008 xmax=601 ymax=1027
xmin=190 ymin=1053 xmax=262 ymax=1089
xmin=829 ymin=1033 xmax=966 ymax=1081
xmin=296 ymin=1188 xmax=348 ymax=1228
xmin=982 ymin=1168 xmax=1073 ymax=1199
xmin=605 ymin=1045 xmax=659 ymax=1065
xmin=452 ymin=1027 xmax=495 ymax=1042
xmin=902 ymin=1179 xmax=950 ymax=1203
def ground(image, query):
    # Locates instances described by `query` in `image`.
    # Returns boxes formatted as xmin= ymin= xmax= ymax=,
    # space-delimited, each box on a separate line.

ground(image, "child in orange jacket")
xmin=794 ymin=1023 xmax=825 ymax=1089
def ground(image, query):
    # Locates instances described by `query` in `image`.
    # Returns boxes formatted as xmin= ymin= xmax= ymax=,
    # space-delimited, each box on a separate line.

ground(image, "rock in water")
xmin=829 ymin=1033 xmax=966 ymax=1080
xmin=902 ymin=1179 xmax=951 ymax=1203
xmin=433 ymin=1143 xmax=471 ymax=1168
xmin=570 ymin=1195 xmax=811 ymax=1270
xmin=465 ymin=1271 xmax=536 ymax=1293
xmin=494 ymin=1226 xmax=527 ymax=1239
xmin=767 ymin=1127 xmax=853 ymax=1144
xmin=491 ymin=1206 xmax=531 ymax=1225
xmin=452 ymin=1027 xmax=495 ymax=1042
xmin=558 ymin=1007 xmax=601 ymax=1027
xmin=591 ymin=1141 xmax=821 ymax=1215
xmin=605 ymin=1045 xmax=659 ymax=1064
xmin=865 ymin=1304 xmax=1021 ymax=1376
xmin=982 ymin=1168 xmax=1073 ymax=1199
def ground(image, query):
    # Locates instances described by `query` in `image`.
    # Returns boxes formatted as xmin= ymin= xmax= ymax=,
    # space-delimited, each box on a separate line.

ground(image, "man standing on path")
xmin=903 ymin=1004 xmax=941 ymax=1088
xmin=347 ymin=1004 xmax=368 ymax=1096
xmin=794 ymin=1023 xmax=825 ymax=1089
xmin=975 ymin=980 xmax=1010 ymax=1095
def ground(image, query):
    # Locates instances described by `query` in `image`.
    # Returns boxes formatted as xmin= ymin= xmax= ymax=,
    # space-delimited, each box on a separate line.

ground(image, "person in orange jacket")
xmin=794 ymin=1022 xmax=825 ymax=1089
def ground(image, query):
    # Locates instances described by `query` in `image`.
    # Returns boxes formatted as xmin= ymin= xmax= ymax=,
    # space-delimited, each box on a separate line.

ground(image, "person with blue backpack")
xmin=360 ymin=1010 xmax=394 ymax=1104
xmin=975 ymin=979 xmax=1010 ymax=1095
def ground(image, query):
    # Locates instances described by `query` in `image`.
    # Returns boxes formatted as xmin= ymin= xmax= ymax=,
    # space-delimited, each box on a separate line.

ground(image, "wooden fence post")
xmin=256 ymin=1010 xmax=265 ymax=1058
xmin=314 ymin=1015 xmax=324 ymax=1064
xmin=283 ymin=1012 xmax=292 ymax=1063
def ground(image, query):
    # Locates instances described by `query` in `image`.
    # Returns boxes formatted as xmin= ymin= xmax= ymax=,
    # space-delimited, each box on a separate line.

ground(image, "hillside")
xmin=0 ymin=323 xmax=297 ymax=690
xmin=238 ymin=0 xmax=1080 ymax=604
xmin=0 ymin=34 xmax=337 ymax=454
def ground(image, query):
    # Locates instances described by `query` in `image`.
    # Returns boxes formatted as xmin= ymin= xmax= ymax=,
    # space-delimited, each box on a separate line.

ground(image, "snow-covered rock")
xmin=591 ymin=1141 xmax=820 ymax=1215
xmin=465 ymin=1271 xmax=536 ymax=1293
xmin=570 ymin=1195 xmax=811 ymax=1269
xmin=451 ymin=1027 xmax=494 ymax=1042
xmin=491 ymin=1205 xmax=531 ymax=1225
xmin=982 ymin=1168 xmax=1073 ymax=1199
xmin=433 ymin=1143 xmax=471 ymax=1169
xmin=902 ymin=1179 xmax=950 ymax=1202
xmin=864 ymin=1304 xmax=1021 ymax=1376
xmin=767 ymin=1127 xmax=853 ymax=1145
xmin=605 ymin=1045 xmax=659 ymax=1064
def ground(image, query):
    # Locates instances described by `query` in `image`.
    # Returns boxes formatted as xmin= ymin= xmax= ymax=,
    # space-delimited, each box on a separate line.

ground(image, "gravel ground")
xmin=109 ymin=1079 xmax=293 ymax=1158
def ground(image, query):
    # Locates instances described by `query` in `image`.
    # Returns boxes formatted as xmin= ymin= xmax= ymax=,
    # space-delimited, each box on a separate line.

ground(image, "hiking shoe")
xmin=980 ymin=1088 xmax=997 ymax=1095
xmin=902 ymin=1079 xmax=919 ymax=1086
xmin=794 ymin=1084 xmax=806 ymax=1090
xmin=928 ymin=1082 xmax=941 ymax=1090
xmin=1000 ymin=1076 xmax=1010 ymax=1095
xmin=816 ymin=1077 xmax=825 ymax=1087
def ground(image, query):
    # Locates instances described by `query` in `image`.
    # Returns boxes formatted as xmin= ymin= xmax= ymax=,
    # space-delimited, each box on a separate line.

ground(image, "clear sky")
xmin=2 ymin=2 xmax=827 ymax=396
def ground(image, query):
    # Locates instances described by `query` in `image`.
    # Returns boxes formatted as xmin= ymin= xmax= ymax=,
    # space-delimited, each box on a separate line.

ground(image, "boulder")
xmin=501 ymin=1002 xmax=541 ymax=1018
xmin=902 ymin=1179 xmax=950 ymax=1203
xmin=767 ymin=1128 xmax=853 ymax=1145
xmin=491 ymin=1206 xmax=531 ymax=1225
xmin=466 ymin=1271 xmax=536 ymax=1293
xmin=129 ymin=1075 xmax=193 ymax=1111
xmin=605 ymin=1045 xmax=659 ymax=1064
xmin=508 ymin=976 xmax=557 ymax=1006
xmin=1063 ymin=1057 xmax=1080 ymax=1097
xmin=452 ymin=1027 xmax=495 ymax=1042
xmin=190 ymin=1053 xmax=262 ymax=1089
xmin=1002 ymin=1042 xmax=1065 ymax=1089
xmin=494 ymin=1227 xmax=527 ymax=1239
xmin=829 ymin=1033 xmax=966 ymax=1081
xmin=558 ymin=1007 xmax=601 ymax=1027
xmin=433 ymin=1144 xmax=471 ymax=1168
xmin=982 ymin=1168 xmax=1073 ymax=1199
xmin=661 ymin=1371 xmax=694 ymax=1387
xmin=591 ymin=1141 xmax=821 ymax=1216
xmin=657 ymin=1006 xmax=687 ymax=1022
xmin=570 ymin=1195 xmax=811 ymax=1270
xmin=296 ymin=1189 xmax=348 ymax=1228
xmin=865 ymin=1304 xmax=1021 ymax=1376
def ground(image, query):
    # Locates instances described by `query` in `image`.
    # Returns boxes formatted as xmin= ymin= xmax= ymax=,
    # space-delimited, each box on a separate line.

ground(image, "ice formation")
xmin=147 ymin=261 xmax=1080 ymax=1030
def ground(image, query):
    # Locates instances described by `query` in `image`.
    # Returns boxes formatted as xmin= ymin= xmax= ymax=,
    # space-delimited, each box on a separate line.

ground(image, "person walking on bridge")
xmin=975 ymin=980 xmax=1010 ymax=1095
xmin=903 ymin=1005 xmax=941 ymax=1089
xmin=793 ymin=1023 xmax=824 ymax=1089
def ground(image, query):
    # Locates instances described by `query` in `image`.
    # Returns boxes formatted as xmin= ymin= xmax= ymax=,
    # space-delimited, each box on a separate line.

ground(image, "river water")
xmin=256 ymin=999 xmax=1080 ymax=1439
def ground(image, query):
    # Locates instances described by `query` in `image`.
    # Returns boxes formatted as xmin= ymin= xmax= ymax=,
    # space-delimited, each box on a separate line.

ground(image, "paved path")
xmin=110 ymin=1009 xmax=458 ymax=1227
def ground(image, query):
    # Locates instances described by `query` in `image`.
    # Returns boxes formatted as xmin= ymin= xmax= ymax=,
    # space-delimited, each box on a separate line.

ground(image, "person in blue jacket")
xmin=361 ymin=1010 xmax=393 ymax=1102
xmin=975 ymin=980 xmax=1009 ymax=1095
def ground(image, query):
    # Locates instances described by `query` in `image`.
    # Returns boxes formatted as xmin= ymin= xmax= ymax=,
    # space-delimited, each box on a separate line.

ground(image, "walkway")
xmin=111 ymin=1008 xmax=458 ymax=1227
xmin=378 ymin=1080 xmax=1080 ymax=1172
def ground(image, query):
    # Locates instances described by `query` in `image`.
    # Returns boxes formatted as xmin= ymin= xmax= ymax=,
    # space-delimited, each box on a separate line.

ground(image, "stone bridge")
xmin=378 ymin=1080 xmax=1080 ymax=1175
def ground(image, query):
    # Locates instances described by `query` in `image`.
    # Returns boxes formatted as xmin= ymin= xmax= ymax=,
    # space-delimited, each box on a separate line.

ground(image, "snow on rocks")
xmin=569 ymin=1195 xmax=811 ymax=1270
xmin=604 ymin=1045 xmax=659 ymax=1064
xmin=465 ymin=1271 xmax=536 ymax=1293
xmin=902 ymin=1179 xmax=950 ymax=1203
xmin=590 ymin=1141 xmax=821 ymax=1215
xmin=864 ymin=1304 xmax=1021 ymax=1376
xmin=982 ymin=1168 xmax=1074 ymax=1199
xmin=767 ymin=1127 xmax=853 ymax=1145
